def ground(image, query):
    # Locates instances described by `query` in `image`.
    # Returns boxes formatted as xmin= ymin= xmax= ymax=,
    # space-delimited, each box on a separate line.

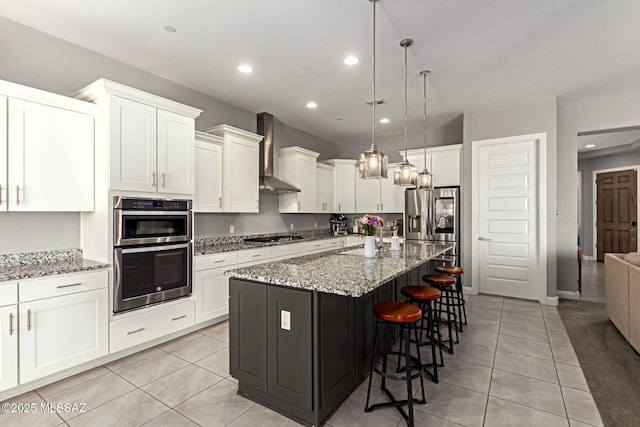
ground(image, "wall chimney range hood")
xmin=256 ymin=112 xmax=301 ymax=193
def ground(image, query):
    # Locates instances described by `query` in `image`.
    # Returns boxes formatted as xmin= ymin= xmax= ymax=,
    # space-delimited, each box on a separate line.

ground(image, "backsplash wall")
xmin=0 ymin=213 xmax=80 ymax=254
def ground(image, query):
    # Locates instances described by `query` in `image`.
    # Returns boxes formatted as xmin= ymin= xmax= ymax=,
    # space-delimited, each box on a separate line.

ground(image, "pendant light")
xmin=416 ymin=70 xmax=434 ymax=190
xmin=358 ymin=0 xmax=388 ymax=179
xmin=394 ymin=38 xmax=418 ymax=187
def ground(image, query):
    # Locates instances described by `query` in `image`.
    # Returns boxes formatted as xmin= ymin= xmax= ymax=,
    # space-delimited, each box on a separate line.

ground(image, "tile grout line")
xmin=482 ymin=296 xmax=504 ymax=426
xmin=33 ymin=388 xmax=67 ymax=426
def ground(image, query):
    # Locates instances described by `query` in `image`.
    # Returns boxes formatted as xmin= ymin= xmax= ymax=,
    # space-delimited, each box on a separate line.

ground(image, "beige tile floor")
xmin=0 ymin=295 xmax=604 ymax=427
xmin=579 ymin=260 xmax=605 ymax=303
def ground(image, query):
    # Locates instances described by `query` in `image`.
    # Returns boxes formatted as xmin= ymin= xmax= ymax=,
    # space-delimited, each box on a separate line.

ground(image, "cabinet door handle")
xmin=151 ymin=172 xmax=156 ymax=188
xmin=9 ymin=312 xmax=14 ymax=336
xmin=214 ymin=259 xmax=226 ymax=264
xmin=126 ymin=327 xmax=146 ymax=335
xmin=161 ymin=173 xmax=166 ymax=188
xmin=56 ymin=282 xmax=82 ymax=289
xmin=381 ymin=202 xmax=384 ymax=211
xmin=219 ymin=197 xmax=222 ymax=208
xmin=16 ymin=186 xmax=20 ymax=205
xmin=172 ymin=315 xmax=187 ymax=321
xmin=0 ymin=184 xmax=2 ymax=205
xmin=252 ymin=254 xmax=262 ymax=258
xmin=376 ymin=203 xmax=379 ymax=211
xmin=298 ymin=201 xmax=301 ymax=211
xmin=338 ymin=203 xmax=341 ymax=211
xmin=26 ymin=309 xmax=32 ymax=331
xmin=478 ymin=237 xmax=492 ymax=242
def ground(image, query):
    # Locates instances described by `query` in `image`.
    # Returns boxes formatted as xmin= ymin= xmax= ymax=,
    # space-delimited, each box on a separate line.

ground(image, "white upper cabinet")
xmin=74 ymin=79 xmax=201 ymax=196
xmin=405 ymin=144 xmax=462 ymax=187
xmin=326 ymin=159 xmax=356 ymax=213
xmin=279 ymin=146 xmax=319 ymax=213
xmin=194 ymin=131 xmax=223 ymax=212
xmin=355 ymin=168 xmax=381 ymax=213
xmin=204 ymin=125 xmax=262 ymax=213
xmin=380 ymin=166 xmax=405 ymax=213
xmin=0 ymin=80 xmax=95 ymax=212
xmin=315 ymin=163 xmax=334 ymax=213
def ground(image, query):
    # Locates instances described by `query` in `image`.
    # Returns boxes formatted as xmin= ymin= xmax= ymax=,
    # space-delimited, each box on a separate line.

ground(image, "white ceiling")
xmin=578 ymin=128 xmax=640 ymax=153
xmin=2 ymin=0 xmax=640 ymax=145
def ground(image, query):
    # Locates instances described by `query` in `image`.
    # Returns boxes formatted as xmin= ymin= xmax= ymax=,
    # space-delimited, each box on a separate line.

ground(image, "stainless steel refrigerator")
xmin=405 ymin=186 xmax=460 ymax=265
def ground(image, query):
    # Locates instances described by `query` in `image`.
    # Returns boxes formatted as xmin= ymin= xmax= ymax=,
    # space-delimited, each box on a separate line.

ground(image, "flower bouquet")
xmin=360 ymin=215 xmax=384 ymax=258
xmin=360 ymin=214 xmax=384 ymax=236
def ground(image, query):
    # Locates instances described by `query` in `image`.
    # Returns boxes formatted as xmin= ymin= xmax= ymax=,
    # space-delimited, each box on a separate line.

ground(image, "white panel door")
xmin=110 ymin=96 xmax=157 ymax=192
xmin=0 ymin=305 xmax=18 ymax=392
xmin=355 ymin=170 xmax=380 ymax=213
xmin=195 ymin=268 xmax=230 ymax=323
xmin=7 ymin=98 xmax=94 ymax=211
xmin=19 ymin=288 xmax=108 ymax=383
xmin=194 ymin=138 xmax=223 ymax=212
xmin=223 ymin=134 xmax=259 ymax=212
xmin=0 ymin=95 xmax=6 ymax=211
xmin=473 ymin=135 xmax=541 ymax=300
xmin=157 ymin=110 xmax=195 ymax=195
xmin=333 ymin=163 xmax=356 ymax=213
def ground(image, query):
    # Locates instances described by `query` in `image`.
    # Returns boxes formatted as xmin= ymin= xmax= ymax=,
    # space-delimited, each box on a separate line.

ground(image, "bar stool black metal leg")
xmin=403 ymin=326 xmax=414 ymax=427
xmin=365 ymin=320 xmax=380 ymax=411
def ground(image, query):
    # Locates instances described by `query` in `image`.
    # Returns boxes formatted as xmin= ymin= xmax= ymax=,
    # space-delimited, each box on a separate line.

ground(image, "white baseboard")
xmin=582 ymin=255 xmax=595 ymax=261
xmin=545 ymin=296 xmax=559 ymax=306
xmin=557 ymin=290 xmax=580 ymax=300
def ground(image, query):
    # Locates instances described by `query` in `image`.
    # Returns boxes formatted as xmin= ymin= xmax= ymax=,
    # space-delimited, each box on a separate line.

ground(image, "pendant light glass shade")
xmin=417 ymin=69 xmax=434 ymax=190
xmin=358 ymin=0 xmax=388 ymax=179
xmin=394 ymin=38 xmax=418 ymax=187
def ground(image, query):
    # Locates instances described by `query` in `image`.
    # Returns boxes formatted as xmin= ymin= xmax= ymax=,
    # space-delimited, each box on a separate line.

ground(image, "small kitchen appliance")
xmin=330 ymin=214 xmax=348 ymax=235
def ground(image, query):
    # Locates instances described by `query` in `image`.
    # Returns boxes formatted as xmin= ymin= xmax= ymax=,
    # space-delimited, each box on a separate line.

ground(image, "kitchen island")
xmin=226 ymin=241 xmax=453 ymax=426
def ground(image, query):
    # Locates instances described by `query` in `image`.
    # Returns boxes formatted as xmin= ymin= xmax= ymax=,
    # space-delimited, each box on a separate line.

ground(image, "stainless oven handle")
xmin=120 ymin=242 xmax=191 ymax=254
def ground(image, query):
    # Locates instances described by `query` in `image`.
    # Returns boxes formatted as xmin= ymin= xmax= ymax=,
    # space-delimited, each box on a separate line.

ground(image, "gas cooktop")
xmin=244 ymin=235 xmax=305 ymax=244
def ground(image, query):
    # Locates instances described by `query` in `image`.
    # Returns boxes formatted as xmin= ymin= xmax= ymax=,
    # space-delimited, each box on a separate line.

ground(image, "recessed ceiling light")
xmin=344 ymin=55 xmax=359 ymax=65
xmin=585 ymin=144 xmax=595 ymax=148
xmin=380 ymin=118 xmax=389 ymax=124
xmin=306 ymin=102 xmax=318 ymax=109
xmin=164 ymin=25 xmax=176 ymax=33
xmin=238 ymin=64 xmax=253 ymax=74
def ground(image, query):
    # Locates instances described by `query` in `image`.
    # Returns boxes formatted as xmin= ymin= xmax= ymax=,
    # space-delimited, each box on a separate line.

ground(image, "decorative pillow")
xmin=623 ymin=252 xmax=640 ymax=266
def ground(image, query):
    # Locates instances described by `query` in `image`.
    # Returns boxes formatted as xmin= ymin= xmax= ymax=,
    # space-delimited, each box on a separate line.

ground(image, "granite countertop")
xmin=0 ymin=249 xmax=110 ymax=282
xmin=194 ymin=230 xmax=356 ymax=256
xmin=226 ymin=241 xmax=454 ymax=297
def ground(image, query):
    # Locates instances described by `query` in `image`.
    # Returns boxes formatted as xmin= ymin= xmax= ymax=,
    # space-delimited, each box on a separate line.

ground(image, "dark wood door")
xmin=597 ymin=169 xmax=638 ymax=260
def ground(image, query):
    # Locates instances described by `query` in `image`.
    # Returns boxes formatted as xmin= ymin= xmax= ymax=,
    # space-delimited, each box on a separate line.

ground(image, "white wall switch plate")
xmin=314 ymin=221 xmax=317 ymax=229
xmin=281 ymin=310 xmax=291 ymax=330
xmin=290 ymin=223 xmax=294 ymax=230
xmin=229 ymin=225 xmax=235 ymax=234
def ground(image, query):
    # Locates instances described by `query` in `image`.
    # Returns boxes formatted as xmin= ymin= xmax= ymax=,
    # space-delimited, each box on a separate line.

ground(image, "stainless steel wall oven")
xmin=113 ymin=197 xmax=192 ymax=314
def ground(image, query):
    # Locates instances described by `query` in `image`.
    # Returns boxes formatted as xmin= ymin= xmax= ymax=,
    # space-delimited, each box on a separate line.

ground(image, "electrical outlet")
xmin=281 ymin=310 xmax=291 ymax=331
xmin=229 ymin=225 xmax=235 ymax=234
xmin=290 ymin=223 xmax=294 ymax=230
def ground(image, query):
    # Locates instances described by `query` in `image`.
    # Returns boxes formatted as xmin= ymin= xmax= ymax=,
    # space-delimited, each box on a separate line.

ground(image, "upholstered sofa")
xmin=604 ymin=253 xmax=640 ymax=353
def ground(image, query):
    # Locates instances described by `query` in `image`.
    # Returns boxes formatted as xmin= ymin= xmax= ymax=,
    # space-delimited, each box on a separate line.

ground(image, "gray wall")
xmin=578 ymin=150 xmax=640 ymax=257
xmin=558 ymin=93 xmax=640 ymax=292
xmin=0 ymin=17 xmax=339 ymax=253
xmin=462 ymin=98 xmax=558 ymax=297
xmin=335 ymin=122 xmax=463 ymax=161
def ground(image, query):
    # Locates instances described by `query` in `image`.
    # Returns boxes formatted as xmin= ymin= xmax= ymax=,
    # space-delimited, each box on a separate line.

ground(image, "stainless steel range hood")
xmin=257 ymin=112 xmax=301 ymax=193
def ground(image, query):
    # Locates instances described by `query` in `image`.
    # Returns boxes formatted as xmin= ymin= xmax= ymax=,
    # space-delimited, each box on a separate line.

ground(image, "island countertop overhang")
xmin=225 ymin=241 xmax=454 ymax=297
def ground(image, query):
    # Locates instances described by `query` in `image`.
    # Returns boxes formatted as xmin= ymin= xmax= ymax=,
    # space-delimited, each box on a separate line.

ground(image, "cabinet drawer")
xmin=19 ymin=270 xmax=108 ymax=303
xmin=110 ymin=298 xmax=195 ymax=353
xmin=195 ymin=252 xmax=238 ymax=271
xmin=237 ymin=248 xmax=270 ymax=265
xmin=0 ymin=282 xmax=18 ymax=306
xmin=269 ymin=242 xmax=309 ymax=259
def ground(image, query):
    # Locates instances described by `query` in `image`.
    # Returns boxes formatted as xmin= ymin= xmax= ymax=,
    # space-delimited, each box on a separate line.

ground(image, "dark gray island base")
xmin=228 ymin=242 xmax=453 ymax=426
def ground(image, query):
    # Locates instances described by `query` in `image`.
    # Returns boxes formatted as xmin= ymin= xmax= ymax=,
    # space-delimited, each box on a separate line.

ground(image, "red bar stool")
xmin=365 ymin=302 xmax=426 ymax=427
xmin=399 ymin=285 xmax=444 ymax=383
xmin=435 ymin=265 xmax=467 ymax=332
xmin=422 ymin=274 xmax=458 ymax=354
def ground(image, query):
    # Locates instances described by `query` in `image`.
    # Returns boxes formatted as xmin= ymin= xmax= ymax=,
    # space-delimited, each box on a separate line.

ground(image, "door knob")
xmin=478 ymin=237 xmax=492 ymax=242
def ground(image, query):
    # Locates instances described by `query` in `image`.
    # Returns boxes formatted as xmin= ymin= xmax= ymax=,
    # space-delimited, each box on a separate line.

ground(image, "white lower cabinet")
xmin=0 ymin=302 xmax=18 ymax=393
xmin=110 ymin=298 xmax=195 ymax=354
xmin=19 ymin=287 xmax=108 ymax=384
xmin=195 ymin=268 xmax=229 ymax=323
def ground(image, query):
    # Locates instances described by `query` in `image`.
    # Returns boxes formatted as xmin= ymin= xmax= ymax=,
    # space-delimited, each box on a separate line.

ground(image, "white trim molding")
xmin=545 ymin=296 xmax=560 ymax=306
xmin=557 ymin=290 xmax=581 ymax=300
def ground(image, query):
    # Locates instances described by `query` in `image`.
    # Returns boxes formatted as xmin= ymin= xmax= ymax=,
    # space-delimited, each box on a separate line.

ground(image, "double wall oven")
xmin=113 ymin=197 xmax=192 ymax=314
